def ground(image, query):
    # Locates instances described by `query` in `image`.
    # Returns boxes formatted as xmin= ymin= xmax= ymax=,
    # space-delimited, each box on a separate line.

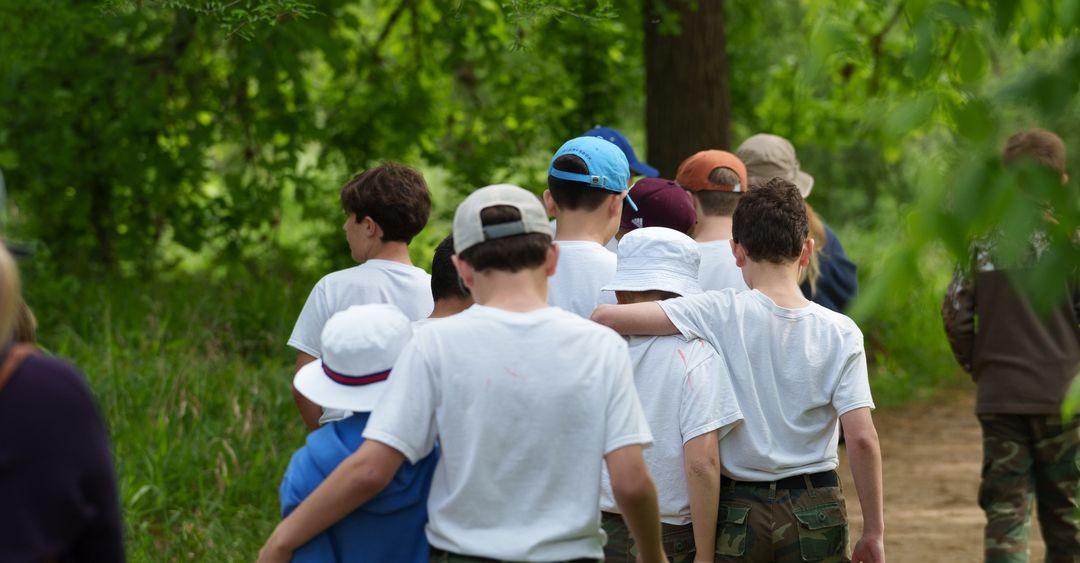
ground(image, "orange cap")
xmin=675 ymin=150 xmax=749 ymax=193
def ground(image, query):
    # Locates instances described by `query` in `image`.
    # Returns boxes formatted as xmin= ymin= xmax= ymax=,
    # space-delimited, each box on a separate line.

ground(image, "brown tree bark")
xmin=644 ymin=0 xmax=731 ymax=178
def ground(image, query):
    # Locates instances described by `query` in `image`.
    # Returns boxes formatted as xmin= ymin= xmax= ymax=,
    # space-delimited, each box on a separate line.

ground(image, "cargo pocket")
xmin=793 ymin=503 xmax=847 ymax=561
xmin=714 ymin=505 xmax=749 ymax=557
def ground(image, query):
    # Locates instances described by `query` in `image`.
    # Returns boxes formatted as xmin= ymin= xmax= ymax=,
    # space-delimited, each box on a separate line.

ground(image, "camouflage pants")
xmin=601 ymin=511 xmax=697 ymax=562
xmin=714 ymin=476 xmax=849 ymax=562
xmin=978 ymin=414 xmax=1080 ymax=563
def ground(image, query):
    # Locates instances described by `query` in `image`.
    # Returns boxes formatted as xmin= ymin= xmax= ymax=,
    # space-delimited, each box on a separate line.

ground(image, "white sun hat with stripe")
xmin=293 ymin=303 xmax=413 ymax=414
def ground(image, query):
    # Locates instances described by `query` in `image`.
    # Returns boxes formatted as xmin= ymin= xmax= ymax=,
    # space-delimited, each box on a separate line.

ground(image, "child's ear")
xmin=610 ymin=192 xmax=626 ymax=218
xmin=363 ymin=216 xmax=381 ymax=239
xmin=451 ymin=255 xmax=475 ymax=290
xmin=544 ymin=243 xmax=559 ymax=277
xmin=731 ymin=240 xmax=746 ymax=267
xmin=542 ymin=190 xmax=558 ymax=217
xmin=798 ymin=238 xmax=815 ymax=268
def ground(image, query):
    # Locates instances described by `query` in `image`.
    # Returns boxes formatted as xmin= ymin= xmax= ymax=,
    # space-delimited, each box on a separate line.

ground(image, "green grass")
xmin=19 ymin=214 xmax=972 ymax=560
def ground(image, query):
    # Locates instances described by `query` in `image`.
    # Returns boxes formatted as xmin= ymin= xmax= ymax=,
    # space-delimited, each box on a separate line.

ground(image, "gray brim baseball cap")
xmin=453 ymin=184 xmax=552 ymax=254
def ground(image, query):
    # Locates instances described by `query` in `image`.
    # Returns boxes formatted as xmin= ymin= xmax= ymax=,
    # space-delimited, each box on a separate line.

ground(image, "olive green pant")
xmin=714 ymin=478 xmax=849 ymax=562
xmin=978 ymin=414 xmax=1080 ymax=563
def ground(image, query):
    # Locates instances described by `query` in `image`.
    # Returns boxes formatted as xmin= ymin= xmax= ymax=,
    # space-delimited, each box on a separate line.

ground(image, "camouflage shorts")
xmin=714 ymin=474 xmax=849 ymax=562
xmin=978 ymin=414 xmax=1080 ymax=563
xmin=600 ymin=511 xmax=696 ymax=562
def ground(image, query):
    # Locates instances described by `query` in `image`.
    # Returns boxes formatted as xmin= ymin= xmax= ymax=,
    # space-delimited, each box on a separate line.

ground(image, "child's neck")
xmin=693 ymin=216 xmax=733 ymax=242
xmin=553 ymin=211 xmax=615 ymax=245
xmin=742 ymin=260 xmax=810 ymax=309
xmin=365 ymin=242 xmax=413 ymax=266
xmin=472 ymin=269 xmax=550 ymax=312
xmin=429 ymin=297 xmax=472 ymax=319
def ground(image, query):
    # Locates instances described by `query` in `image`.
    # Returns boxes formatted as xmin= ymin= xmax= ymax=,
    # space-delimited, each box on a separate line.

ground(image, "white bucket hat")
xmin=603 ymin=227 xmax=702 ymax=297
xmin=293 ymin=304 xmax=413 ymax=414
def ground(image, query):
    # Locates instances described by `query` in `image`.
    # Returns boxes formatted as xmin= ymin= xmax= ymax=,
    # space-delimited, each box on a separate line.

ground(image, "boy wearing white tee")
xmin=288 ymin=163 xmax=434 ymax=430
xmin=259 ymin=184 xmax=667 ymax=563
xmin=544 ymin=136 xmax=634 ymax=317
xmin=675 ymin=150 xmax=750 ymax=292
xmin=593 ymin=178 xmax=885 ymax=563
xmin=598 ymin=227 xmax=743 ymax=562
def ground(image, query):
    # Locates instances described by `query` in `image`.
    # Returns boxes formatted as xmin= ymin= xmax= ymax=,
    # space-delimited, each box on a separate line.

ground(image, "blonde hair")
xmin=0 ymin=243 xmax=22 ymax=344
xmin=800 ymin=204 xmax=827 ymax=296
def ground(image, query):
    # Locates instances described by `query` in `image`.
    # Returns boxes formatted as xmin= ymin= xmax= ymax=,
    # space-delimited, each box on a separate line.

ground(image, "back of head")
xmin=547 ymin=137 xmax=632 ymax=213
xmin=731 ymin=178 xmax=809 ymax=264
xmin=454 ymin=184 xmax=553 ymax=273
xmin=676 ymin=150 xmax=748 ymax=218
xmin=430 ymin=235 xmax=470 ymax=301
xmin=340 ymin=162 xmax=432 ymax=243
xmin=1003 ymin=128 xmax=1067 ymax=177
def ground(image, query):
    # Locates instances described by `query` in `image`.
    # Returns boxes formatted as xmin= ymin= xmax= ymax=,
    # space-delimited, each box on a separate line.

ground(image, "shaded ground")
xmin=840 ymin=389 xmax=1046 ymax=562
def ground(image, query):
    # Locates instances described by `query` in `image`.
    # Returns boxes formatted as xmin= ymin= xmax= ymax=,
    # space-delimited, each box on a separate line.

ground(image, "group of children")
xmin=262 ymin=129 xmax=885 ymax=563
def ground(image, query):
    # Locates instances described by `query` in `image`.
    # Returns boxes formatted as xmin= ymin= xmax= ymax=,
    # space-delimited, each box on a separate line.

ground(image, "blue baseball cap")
xmin=549 ymin=136 xmax=638 ymax=211
xmin=583 ymin=126 xmax=660 ymax=178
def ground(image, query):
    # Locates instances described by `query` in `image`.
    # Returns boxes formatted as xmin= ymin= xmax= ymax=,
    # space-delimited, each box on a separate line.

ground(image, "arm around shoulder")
xmin=591 ymin=302 xmax=677 ymax=336
xmin=258 ymin=440 xmax=406 ymax=563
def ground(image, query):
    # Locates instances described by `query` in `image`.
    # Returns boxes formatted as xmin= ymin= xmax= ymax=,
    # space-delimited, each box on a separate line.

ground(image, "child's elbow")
xmin=590 ymin=304 xmax=616 ymax=327
xmin=611 ymin=470 xmax=655 ymax=507
xmin=686 ymin=452 xmax=720 ymax=481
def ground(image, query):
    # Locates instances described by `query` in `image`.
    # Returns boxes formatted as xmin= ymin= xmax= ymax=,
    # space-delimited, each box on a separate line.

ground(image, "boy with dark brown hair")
xmin=942 ymin=127 xmax=1080 ymax=562
xmin=593 ymin=178 xmax=884 ymax=563
xmin=288 ymin=163 xmax=434 ymax=429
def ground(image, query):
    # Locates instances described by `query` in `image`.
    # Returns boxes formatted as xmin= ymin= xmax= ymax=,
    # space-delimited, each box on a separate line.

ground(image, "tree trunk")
xmin=643 ymin=0 xmax=731 ymax=178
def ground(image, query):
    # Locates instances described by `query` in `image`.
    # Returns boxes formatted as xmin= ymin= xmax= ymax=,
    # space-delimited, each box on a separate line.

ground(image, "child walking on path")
xmin=598 ymin=226 xmax=743 ymax=562
xmin=593 ymin=178 xmax=885 ymax=563
xmin=281 ymin=304 xmax=438 ymax=562
xmin=942 ymin=128 xmax=1080 ymax=563
xmin=287 ymin=163 xmax=434 ymax=429
xmin=261 ymin=184 xmax=667 ymax=563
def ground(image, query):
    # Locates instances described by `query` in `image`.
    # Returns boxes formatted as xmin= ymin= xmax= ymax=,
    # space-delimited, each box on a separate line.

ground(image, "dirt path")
xmin=839 ymin=389 xmax=1045 ymax=562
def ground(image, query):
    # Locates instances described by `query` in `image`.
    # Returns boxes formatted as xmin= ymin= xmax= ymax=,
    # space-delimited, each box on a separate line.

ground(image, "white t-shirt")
xmin=600 ymin=335 xmax=742 ymax=525
xmin=288 ymin=259 xmax=434 ymax=357
xmin=697 ymin=240 xmax=748 ymax=291
xmin=548 ymin=241 xmax=618 ymax=317
xmin=364 ymin=305 xmax=653 ymax=561
xmin=659 ymin=289 xmax=874 ymax=481
xmin=288 ymin=260 xmax=433 ymax=424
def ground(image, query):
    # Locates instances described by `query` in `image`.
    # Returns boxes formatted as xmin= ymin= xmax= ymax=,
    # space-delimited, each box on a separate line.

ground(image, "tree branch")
xmin=869 ymin=1 xmax=905 ymax=95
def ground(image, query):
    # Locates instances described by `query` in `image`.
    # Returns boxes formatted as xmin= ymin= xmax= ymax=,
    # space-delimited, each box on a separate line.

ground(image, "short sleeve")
xmin=658 ymin=291 xmax=733 ymax=343
xmin=832 ymin=334 xmax=874 ymax=416
xmin=288 ymin=280 xmax=330 ymax=358
xmin=679 ymin=342 xmax=743 ymax=443
xmin=603 ymin=339 xmax=654 ymax=454
xmin=362 ymin=340 xmax=439 ymax=464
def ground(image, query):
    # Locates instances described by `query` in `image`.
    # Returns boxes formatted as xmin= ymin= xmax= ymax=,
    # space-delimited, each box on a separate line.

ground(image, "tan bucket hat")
xmin=735 ymin=133 xmax=815 ymax=198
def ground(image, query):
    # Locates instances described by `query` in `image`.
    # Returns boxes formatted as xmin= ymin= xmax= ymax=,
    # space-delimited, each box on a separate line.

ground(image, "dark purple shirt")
xmin=0 ymin=352 xmax=124 ymax=562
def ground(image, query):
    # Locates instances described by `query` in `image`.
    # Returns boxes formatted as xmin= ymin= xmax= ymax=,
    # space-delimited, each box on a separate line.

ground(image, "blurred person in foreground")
xmin=942 ymin=128 xmax=1080 ymax=563
xmin=0 ymin=243 xmax=124 ymax=562
xmin=737 ymin=134 xmax=858 ymax=312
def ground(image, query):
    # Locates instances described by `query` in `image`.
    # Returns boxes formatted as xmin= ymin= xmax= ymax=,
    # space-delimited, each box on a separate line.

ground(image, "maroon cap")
xmin=620 ymin=178 xmax=697 ymax=234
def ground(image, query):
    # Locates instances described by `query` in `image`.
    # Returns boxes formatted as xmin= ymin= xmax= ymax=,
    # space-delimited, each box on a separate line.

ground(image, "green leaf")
xmin=883 ymin=94 xmax=936 ymax=141
xmin=956 ymin=32 xmax=988 ymax=84
xmin=1063 ymin=373 xmax=1080 ymax=422
xmin=953 ymin=96 xmax=996 ymax=143
xmin=994 ymin=0 xmax=1019 ymax=35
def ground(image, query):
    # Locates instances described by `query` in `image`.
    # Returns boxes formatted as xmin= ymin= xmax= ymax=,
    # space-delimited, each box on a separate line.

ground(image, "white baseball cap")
xmin=293 ymin=304 xmax=413 ymax=414
xmin=453 ymin=184 xmax=552 ymax=254
xmin=603 ymin=227 xmax=702 ymax=297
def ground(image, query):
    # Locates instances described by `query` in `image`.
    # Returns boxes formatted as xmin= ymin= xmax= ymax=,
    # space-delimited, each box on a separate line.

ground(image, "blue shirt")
xmin=279 ymin=413 xmax=438 ymax=563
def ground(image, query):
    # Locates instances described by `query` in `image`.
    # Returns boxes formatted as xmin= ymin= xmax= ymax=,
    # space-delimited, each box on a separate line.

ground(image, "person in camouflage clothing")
xmin=942 ymin=128 xmax=1080 ymax=563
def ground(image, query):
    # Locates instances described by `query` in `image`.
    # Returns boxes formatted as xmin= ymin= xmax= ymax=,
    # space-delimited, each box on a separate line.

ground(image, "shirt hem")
xmin=682 ymin=412 xmax=743 ymax=444
xmin=604 ymin=433 xmax=654 ymax=456
xmin=287 ymin=339 xmax=320 ymax=359
xmin=360 ymin=429 xmax=423 ymax=465
xmin=835 ymin=401 xmax=876 ymax=418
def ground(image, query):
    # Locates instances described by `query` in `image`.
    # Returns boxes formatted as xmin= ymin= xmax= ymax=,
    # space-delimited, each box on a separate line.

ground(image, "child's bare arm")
xmin=591 ymin=302 xmax=678 ymax=336
xmin=840 ymin=407 xmax=886 ymax=563
xmin=293 ymin=352 xmax=323 ymax=430
xmin=258 ymin=440 xmax=406 ymax=563
xmin=605 ymin=444 xmax=667 ymax=563
xmin=683 ymin=431 xmax=720 ymax=561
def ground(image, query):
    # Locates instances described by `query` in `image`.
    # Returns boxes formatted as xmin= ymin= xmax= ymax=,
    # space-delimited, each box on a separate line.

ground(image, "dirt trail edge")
xmin=839 ymin=388 xmax=1046 ymax=563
